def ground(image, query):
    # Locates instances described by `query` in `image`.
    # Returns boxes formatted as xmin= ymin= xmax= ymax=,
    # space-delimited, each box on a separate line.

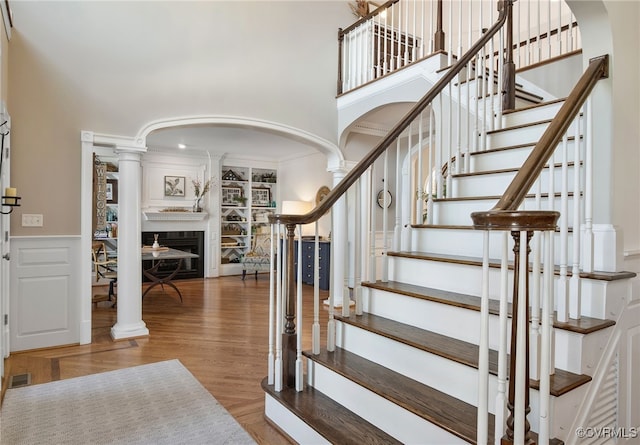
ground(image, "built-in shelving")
xmin=220 ymin=164 xmax=277 ymax=275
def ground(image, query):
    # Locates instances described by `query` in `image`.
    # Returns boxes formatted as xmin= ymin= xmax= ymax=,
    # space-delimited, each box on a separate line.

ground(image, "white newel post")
xmin=111 ymin=145 xmax=149 ymax=340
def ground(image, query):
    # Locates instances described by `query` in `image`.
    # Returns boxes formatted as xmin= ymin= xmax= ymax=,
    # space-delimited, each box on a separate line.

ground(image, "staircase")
xmin=263 ymin=2 xmax=632 ymax=443
xmin=263 ymin=88 xmax=634 ymax=443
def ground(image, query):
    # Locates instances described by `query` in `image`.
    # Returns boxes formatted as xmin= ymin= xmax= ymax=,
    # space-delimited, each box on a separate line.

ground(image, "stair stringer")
xmin=565 ymin=280 xmax=640 ymax=445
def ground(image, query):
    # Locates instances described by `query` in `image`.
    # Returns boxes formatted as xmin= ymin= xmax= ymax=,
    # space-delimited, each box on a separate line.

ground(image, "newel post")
xmin=471 ymin=210 xmax=559 ymax=445
xmin=502 ymin=0 xmax=516 ymax=111
xmin=282 ymin=223 xmax=297 ymax=388
xmin=434 ymin=0 xmax=445 ymax=52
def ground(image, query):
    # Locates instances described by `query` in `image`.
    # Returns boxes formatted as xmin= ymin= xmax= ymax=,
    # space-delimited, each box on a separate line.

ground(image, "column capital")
xmin=115 ymin=144 xmax=147 ymax=156
xmin=327 ymin=160 xmax=357 ymax=175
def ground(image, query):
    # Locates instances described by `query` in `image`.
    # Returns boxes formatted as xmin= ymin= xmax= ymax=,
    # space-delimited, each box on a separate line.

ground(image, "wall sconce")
xmin=1 ymin=187 xmax=20 ymax=214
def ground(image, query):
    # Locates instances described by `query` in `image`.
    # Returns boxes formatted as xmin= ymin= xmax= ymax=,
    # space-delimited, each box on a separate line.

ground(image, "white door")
xmin=0 ymin=110 xmax=11 ymax=375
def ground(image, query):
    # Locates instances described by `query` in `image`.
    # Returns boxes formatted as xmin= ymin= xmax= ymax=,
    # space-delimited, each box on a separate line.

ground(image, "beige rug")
xmin=0 ymin=359 xmax=256 ymax=445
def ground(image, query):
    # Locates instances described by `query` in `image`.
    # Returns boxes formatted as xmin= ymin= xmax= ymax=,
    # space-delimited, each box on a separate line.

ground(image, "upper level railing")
xmin=338 ymin=0 xmax=580 ymax=96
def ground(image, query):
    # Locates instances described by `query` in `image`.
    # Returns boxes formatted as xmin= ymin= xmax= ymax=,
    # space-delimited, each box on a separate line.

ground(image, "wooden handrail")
xmin=273 ymin=0 xmax=511 ymax=227
xmin=471 ymin=54 xmax=608 ymax=228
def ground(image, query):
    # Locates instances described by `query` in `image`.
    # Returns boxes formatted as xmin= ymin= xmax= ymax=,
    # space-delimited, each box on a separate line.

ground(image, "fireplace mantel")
xmin=143 ymin=211 xmax=208 ymax=221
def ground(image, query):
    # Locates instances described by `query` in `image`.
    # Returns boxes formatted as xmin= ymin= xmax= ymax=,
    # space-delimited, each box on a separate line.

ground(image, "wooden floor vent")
xmin=8 ymin=373 xmax=31 ymax=388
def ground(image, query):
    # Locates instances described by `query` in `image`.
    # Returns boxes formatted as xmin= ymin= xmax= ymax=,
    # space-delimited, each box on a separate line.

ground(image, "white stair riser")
xmin=307 ymin=361 xmax=467 ymax=444
xmin=452 ymin=164 xmax=579 ymax=198
xmin=502 ymin=101 xmax=564 ymax=127
xmin=364 ymin=285 xmax=588 ymax=374
xmin=336 ymin=321 xmax=588 ymax=440
xmin=414 ymin=227 xmax=577 ymax=266
xmin=389 ymin=255 xmax=610 ymax=319
xmin=470 ymin=139 xmax=580 ymax=172
xmin=433 ymin=195 xmax=577 ymax=226
xmin=487 ymin=117 xmax=581 ymax=149
xmin=264 ymin=395 xmax=330 ymax=445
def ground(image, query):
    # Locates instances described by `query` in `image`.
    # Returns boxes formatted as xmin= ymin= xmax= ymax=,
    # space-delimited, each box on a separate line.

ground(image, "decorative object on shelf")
xmin=315 ymin=186 xmax=330 ymax=205
xmin=164 ymin=176 xmax=185 ymax=197
xmin=221 ymin=169 xmax=244 ymax=181
xmin=251 ymin=187 xmax=271 ymax=207
xmin=233 ymin=196 xmax=247 ymax=206
xmin=376 ymin=189 xmax=392 ymax=208
xmin=106 ymin=179 xmax=118 ymax=203
xmin=159 ymin=207 xmax=190 ymax=212
xmin=192 ymin=178 xmax=211 ymax=213
xmin=222 ymin=186 xmax=243 ymax=206
xmin=152 ymin=233 xmax=160 ymax=249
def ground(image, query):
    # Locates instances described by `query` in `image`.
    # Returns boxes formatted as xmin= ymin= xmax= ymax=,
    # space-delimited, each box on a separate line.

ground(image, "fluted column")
xmin=327 ymin=163 xmax=350 ymax=309
xmin=111 ymin=145 xmax=149 ymax=340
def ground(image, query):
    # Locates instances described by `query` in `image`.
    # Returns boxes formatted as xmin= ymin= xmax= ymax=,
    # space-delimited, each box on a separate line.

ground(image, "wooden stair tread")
xmin=304 ymin=347 xmax=494 ymax=444
xmin=502 ymin=97 xmax=566 ymax=115
xmin=363 ymin=278 xmax=617 ymax=335
xmin=389 ymin=250 xmax=636 ymax=283
xmin=410 ymin=224 xmax=574 ymax=233
xmin=432 ymin=191 xmax=578 ymax=202
xmin=452 ymin=160 xmax=578 ymax=178
xmin=335 ymin=312 xmax=591 ymax=396
xmin=468 ymin=136 xmax=580 ymax=157
xmin=262 ymin=377 xmax=402 ymax=445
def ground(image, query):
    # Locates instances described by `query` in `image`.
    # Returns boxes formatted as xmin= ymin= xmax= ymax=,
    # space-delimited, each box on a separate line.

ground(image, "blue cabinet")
xmin=293 ymin=240 xmax=331 ymax=290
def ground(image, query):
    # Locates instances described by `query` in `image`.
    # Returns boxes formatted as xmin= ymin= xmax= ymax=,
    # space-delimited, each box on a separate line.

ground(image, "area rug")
xmin=0 ymin=359 xmax=256 ymax=445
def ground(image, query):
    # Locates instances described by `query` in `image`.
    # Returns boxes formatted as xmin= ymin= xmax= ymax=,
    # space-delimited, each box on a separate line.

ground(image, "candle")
xmin=4 ymin=187 xmax=16 ymax=197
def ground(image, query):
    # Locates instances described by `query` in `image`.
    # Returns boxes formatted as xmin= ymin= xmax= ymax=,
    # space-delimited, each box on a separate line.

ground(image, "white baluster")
xmin=382 ymin=150 xmax=389 ymax=283
xmin=494 ymin=231 xmax=509 ymax=445
xmin=274 ymin=223 xmax=283 ymax=391
xmin=268 ymin=223 xmax=276 ymax=384
xmin=477 ymin=230 xmax=490 ymax=445
xmin=417 ymin=116 xmax=424 ymax=225
xmin=312 ymin=221 xmax=321 ymax=354
xmin=427 ymin=110 xmax=435 ymax=225
xmin=354 ymin=180 xmax=363 ymax=316
xmin=296 ymin=225 xmax=303 ymax=392
xmin=570 ymin=111 xmax=582 ymax=319
xmin=557 ymin=134 xmax=570 ymax=322
xmin=539 ymin=230 xmax=553 ymax=444
xmin=369 ymin=164 xmax=377 ymax=283
xmin=583 ymin=98 xmax=594 ymax=272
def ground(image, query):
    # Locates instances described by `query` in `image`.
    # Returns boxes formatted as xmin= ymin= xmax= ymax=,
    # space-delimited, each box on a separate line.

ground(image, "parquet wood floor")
xmin=2 ymin=276 xmax=330 ymax=445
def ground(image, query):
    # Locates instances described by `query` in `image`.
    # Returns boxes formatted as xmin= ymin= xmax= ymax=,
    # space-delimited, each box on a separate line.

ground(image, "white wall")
xmin=278 ymin=152 xmax=333 ymax=237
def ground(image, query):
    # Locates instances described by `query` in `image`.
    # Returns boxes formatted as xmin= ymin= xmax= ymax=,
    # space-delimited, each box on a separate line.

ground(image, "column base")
xmin=323 ymin=298 xmax=355 ymax=308
xmin=111 ymin=321 xmax=149 ymax=340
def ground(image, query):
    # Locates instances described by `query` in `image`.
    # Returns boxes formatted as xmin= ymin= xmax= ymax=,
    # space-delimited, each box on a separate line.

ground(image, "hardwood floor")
xmin=2 ymin=275 xmax=330 ymax=445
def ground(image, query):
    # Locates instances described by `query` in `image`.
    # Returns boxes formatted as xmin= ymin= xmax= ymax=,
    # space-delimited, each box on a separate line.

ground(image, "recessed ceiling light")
xmin=178 ymin=143 xmax=186 ymax=149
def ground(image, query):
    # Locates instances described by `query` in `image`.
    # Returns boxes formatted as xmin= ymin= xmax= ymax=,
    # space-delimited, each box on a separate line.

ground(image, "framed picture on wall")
xmin=106 ymin=179 xmax=118 ymax=203
xmin=164 ymin=176 xmax=185 ymax=197
xmin=222 ymin=186 xmax=243 ymax=205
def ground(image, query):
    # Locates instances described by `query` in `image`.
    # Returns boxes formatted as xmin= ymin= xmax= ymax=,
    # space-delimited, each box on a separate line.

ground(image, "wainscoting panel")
xmin=10 ymin=236 xmax=81 ymax=352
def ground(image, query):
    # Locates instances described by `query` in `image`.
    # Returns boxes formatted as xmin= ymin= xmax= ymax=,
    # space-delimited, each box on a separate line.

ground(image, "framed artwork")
xmin=106 ymin=179 xmax=118 ymax=203
xmin=164 ymin=176 xmax=185 ymax=197
xmin=252 ymin=187 xmax=271 ymax=207
xmin=222 ymin=186 xmax=243 ymax=205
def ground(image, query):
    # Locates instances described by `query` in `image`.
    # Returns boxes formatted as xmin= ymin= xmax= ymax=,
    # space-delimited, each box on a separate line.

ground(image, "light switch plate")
xmin=22 ymin=214 xmax=43 ymax=227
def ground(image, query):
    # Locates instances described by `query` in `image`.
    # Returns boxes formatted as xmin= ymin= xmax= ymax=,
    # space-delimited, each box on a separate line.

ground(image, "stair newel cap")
xmin=471 ymin=210 xmax=560 ymax=231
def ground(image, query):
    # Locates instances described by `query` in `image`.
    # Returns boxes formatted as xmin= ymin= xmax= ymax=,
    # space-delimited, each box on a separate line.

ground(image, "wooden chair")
xmin=92 ymin=241 xmax=117 ymax=305
xmin=241 ymin=231 xmax=271 ymax=280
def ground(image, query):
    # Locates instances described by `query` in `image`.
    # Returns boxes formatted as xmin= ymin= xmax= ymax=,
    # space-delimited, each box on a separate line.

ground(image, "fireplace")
xmin=141 ymin=231 xmax=204 ymax=281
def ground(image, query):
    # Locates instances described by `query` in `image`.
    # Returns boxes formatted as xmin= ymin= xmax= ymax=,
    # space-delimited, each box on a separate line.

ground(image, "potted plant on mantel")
xmin=192 ymin=178 xmax=211 ymax=212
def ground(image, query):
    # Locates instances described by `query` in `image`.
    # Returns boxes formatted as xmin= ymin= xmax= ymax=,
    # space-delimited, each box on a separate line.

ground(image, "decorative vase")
xmin=152 ymin=233 xmax=160 ymax=249
xmin=193 ymin=197 xmax=202 ymax=213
